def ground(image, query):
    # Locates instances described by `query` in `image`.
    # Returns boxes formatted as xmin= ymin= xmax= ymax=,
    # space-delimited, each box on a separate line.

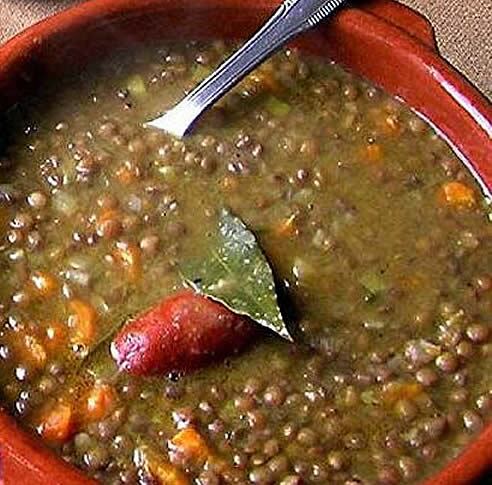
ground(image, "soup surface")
xmin=1 ymin=41 xmax=491 ymax=485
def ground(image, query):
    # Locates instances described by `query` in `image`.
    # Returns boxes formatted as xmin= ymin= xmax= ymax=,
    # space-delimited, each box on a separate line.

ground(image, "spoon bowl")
xmin=146 ymin=0 xmax=347 ymax=137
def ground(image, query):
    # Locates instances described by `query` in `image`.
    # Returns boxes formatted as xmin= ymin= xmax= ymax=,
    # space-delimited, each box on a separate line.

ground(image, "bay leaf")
xmin=181 ymin=208 xmax=292 ymax=341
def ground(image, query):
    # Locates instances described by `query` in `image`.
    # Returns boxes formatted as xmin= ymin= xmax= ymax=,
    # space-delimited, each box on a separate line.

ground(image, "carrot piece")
xmin=116 ymin=166 xmax=133 ymax=184
xmin=150 ymin=461 xmax=189 ymax=485
xmin=136 ymin=444 xmax=189 ymax=485
xmin=113 ymin=242 xmax=142 ymax=281
xmin=274 ymin=214 xmax=298 ymax=237
xmin=22 ymin=334 xmax=47 ymax=369
xmin=84 ymin=384 xmax=116 ymax=422
xmin=384 ymin=114 xmax=401 ymax=134
xmin=170 ymin=427 xmax=211 ymax=464
xmin=44 ymin=321 xmax=68 ymax=352
xmin=382 ymin=381 xmax=423 ymax=405
xmin=364 ymin=143 xmax=383 ymax=163
xmin=68 ymin=299 xmax=97 ymax=345
xmin=30 ymin=271 xmax=58 ymax=297
xmin=115 ymin=162 xmax=140 ymax=185
xmin=374 ymin=114 xmax=402 ymax=135
xmin=13 ymin=333 xmax=47 ymax=370
xmin=37 ymin=402 xmax=74 ymax=443
xmin=438 ymin=181 xmax=476 ymax=209
xmin=97 ymin=208 xmax=120 ymax=224
xmin=367 ymin=106 xmax=402 ymax=136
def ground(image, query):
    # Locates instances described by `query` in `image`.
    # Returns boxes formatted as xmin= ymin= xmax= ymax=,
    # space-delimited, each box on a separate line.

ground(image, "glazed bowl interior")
xmin=0 ymin=1 xmax=491 ymax=484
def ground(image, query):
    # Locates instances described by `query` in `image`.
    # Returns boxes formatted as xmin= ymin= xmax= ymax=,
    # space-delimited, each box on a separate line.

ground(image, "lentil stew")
xmin=0 ymin=40 xmax=491 ymax=485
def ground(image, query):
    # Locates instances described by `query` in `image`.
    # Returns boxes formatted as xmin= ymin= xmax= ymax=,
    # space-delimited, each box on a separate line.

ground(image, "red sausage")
xmin=111 ymin=290 xmax=258 ymax=375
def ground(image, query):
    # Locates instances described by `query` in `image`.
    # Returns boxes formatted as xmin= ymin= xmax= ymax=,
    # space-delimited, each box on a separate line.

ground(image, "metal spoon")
xmin=146 ymin=0 xmax=347 ymax=137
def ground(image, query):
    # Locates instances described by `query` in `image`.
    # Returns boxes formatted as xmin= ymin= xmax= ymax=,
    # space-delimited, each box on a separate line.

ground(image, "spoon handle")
xmin=147 ymin=0 xmax=347 ymax=137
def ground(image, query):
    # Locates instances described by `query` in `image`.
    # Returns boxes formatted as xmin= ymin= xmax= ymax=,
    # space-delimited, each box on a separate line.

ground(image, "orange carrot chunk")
xmin=439 ymin=181 xmax=476 ymax=209
xmin=12 ymin=333 xmax=47 ymax=371
xmin=44 ymin=321 xmax=68 ymax=352
xmin=274 ymin=214 xmax=298 ymax=237
xmin=135 ymin=444 xmax=189 ymax=485
xmin=37 ymin=402 xmax=74 ymax=443
xmin=115 ymin=162 xmax=140 ymax=185
xmin=30 ymin=271 xmax=58 ymax=297
xmin=22 ymin=334 xmax=47 ymax=369
xmin=384 ymin=114 xmax=401 ymax=134
xmin=84 ymin=384 xmax=116 ymax=422
xmin=365 ymin=143 xmax=382 ymax=162
xmin=150 ymin=462 xmax=189 ymax=485
xmin=113 ymin=242 xmax=141 ymax=281
xmin=68 ymin=299 xmax=97 ymax=345
xmin=169 ymin=427 xmax=211 ymax=464
xmin=97 ymin=208 xmax=120 ymax=224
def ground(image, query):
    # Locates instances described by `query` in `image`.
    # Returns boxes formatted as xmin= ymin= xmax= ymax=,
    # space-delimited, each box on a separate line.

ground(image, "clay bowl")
xmin=0 ymin=0 xmax=491 ymax=483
